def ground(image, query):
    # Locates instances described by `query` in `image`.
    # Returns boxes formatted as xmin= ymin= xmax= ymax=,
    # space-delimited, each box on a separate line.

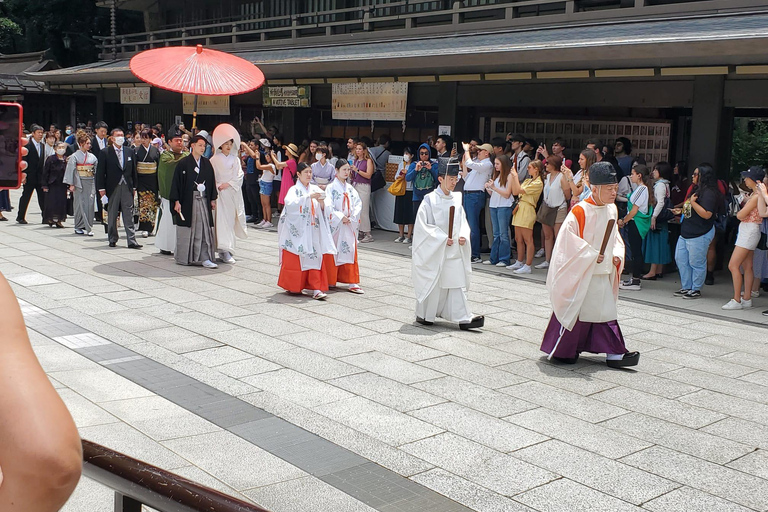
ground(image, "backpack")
xmin=414 ymin=167 xmax=435 ymax=191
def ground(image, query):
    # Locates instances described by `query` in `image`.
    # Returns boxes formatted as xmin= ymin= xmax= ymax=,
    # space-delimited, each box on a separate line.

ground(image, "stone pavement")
xmin=2 ymin=193 xmax=768 ymax=511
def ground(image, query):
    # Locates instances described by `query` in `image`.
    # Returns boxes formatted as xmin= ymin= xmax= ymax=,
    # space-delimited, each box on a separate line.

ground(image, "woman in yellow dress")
xmin=507 ymin=160 xmax=544 ymax=274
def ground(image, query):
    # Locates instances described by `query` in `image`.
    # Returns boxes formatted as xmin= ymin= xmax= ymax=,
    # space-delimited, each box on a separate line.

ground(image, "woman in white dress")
xmin=210 ymin=124 xmax=248 ymax=264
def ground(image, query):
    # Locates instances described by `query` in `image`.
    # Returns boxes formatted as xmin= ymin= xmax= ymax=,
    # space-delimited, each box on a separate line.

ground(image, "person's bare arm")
xmin=0 ymin=272 xmax=82 ymax=511
xmin=736 ymin=193 xmax=758 ymax=221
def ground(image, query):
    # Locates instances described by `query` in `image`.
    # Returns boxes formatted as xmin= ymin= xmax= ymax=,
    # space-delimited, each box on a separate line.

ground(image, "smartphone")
xmin=0 ymin=102 xmax=23 ymax=189
xmin=452 ymin=142 xmax=457 ymax=153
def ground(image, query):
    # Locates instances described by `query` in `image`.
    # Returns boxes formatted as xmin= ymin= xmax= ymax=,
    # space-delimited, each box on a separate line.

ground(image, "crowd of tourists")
xmin=2 ymin=120 xmax=767 ymax=315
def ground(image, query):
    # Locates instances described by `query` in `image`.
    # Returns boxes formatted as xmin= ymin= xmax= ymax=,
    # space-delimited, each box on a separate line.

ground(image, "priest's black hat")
xmin=589 ymin=161 xmax=617 ymax=185
xmin=167 ymin=124 xmax=183 ymax=140
xmin=443 ymin=158 xmax=461 ymax=177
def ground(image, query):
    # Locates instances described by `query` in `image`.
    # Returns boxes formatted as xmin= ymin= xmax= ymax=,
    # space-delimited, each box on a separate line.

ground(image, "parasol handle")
xmin=192 ymin=94 xmax=198 ymax=130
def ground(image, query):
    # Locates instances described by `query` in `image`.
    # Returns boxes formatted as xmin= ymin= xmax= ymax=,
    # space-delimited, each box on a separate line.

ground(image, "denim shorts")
xmin=259 ymin=180 xmax=273 ymax=196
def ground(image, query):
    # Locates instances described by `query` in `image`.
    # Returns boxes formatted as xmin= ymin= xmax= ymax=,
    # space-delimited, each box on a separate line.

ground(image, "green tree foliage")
xmin=0 ymin=17 xmax=22 ymax=49
xmin=0 ymin=0 xmax=143 ymax=67
xmin=731 ymin=119 xmax=768 ymax=178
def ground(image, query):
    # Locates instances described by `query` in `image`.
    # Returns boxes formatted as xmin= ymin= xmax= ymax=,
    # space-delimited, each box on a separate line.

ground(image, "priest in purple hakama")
xmin=540 ymin=161 xmax=640 ymax=368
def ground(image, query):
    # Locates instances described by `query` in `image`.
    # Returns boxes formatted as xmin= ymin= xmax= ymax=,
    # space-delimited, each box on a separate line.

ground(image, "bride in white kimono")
xmin=277 ymin=162 xmax=337 ymax=300
xmin=412 ymin=163 xmax=484 ymax=330
xmin=210 ymin=124 xmax=247 ymax=264
xmin=324 ymin=160 xmax=364 ymax=293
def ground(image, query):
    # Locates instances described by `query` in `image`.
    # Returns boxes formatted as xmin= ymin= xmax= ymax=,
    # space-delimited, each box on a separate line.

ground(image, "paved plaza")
xmin=2 ymin=194 xmax=768 ymax=512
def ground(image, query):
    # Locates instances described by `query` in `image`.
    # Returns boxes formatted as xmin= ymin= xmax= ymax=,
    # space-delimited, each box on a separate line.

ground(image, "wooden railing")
xmin=96 ymin=0 xmax=767 ymax=60
xmin=82 ymin=439 xmax=271 ymax=512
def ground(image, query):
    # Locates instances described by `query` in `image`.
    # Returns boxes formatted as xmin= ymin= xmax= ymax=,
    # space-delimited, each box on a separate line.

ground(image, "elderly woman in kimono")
xmin=324 ymin=159 xmax=364 ymax=294
xmin=210 ymin=123 xmax=248 ymax=264
xmin=541 ymin=161 xmax=640 ymax=368
xmin=277 ymin=162 xmax=337 ymax=300
xmin=63 ymin=130 xmax=98 ymax=236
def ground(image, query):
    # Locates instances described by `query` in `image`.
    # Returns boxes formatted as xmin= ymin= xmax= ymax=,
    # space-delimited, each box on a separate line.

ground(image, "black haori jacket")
xmin=169 ymin=154 xmax=218 ymax=228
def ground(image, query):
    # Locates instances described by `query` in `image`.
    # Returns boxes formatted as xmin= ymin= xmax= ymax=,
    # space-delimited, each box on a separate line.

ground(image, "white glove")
xmin=101 ymin=195 xmax=108 ymax=206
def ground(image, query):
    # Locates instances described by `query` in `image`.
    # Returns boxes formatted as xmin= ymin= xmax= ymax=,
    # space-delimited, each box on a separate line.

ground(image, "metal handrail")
xmin=82 ymin=439 xmax=271 ymax=512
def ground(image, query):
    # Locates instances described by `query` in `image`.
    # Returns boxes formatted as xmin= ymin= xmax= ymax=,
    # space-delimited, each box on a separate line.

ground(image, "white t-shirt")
xmin=260 ymin=163 xmax=275 ymax=183
xmin=543 ymin=172 xmax=567 ymax=209
xmin=489 ymin=176 xmax=514 ymax=208
xmin=629 ymin=184 xmax=649 ymax=214
xmin=273 ymin=150 xmax=283 ymax=181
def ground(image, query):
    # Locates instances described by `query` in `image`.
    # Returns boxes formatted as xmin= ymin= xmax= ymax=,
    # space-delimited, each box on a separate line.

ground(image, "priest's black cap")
xmin=589 ymin=161 xmax=617 ymax=185
xmin=443 ymin=158 xmax=461 ymax=177
xmin=167 ymin=124 xmax=183 ymax=140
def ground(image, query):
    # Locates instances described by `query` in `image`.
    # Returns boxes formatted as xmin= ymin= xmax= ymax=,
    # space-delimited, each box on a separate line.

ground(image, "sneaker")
xmin=673 ymin=288 xmax=690 ymax=297
xmin=535 ymin=248 xmax=545 ymax=258
xmin=619 ymin=278 xmax=641 ymax=291
xmin=403 ymin=237 xmax=412 ymax=244
xmin=482 ymin=260 xmax=492 ymax=265
xmin=471 ymin=257 xmax=482 ymax=264
xmin=202 ymin=260 xmax=218 ymax=269
xmin=751 ymin=290 xmax=760 ymax=299
xmin=513 ymin=264 xmax=532 ymax=274
xmin=262 ymin=221 xmax=274 ymax=228
xmin=394 ymin=236 xmax=405 ymax=243
xmin=683 ymin=290 xmax=701 ymax=299
xmin=360 ymin=233 xmax=374 ymax=243
xmin=495 ymin=262 xmax=507 ymax=267
xmin=506 ymin=261 xmax=524 ymax=271
xmin=742 ymin=299 xmax=753 ymax=309
xmin=534 ymin=261 xmax=550 ymax=270
xmin=722 ymin=299 xmax=743 ymax=310
xmin=74 ymin=228 xmax=84 ymax=235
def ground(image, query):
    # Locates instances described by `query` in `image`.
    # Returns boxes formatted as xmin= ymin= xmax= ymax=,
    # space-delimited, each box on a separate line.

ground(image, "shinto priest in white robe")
xmin=540 ymin=196 xmax=629 ymax=359
xmin=411 ymin=186 xmax=474 ymax=323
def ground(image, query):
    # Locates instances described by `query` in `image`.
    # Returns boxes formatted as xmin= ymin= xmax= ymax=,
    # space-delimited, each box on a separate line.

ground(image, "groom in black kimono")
xmin=170 ymin=134 xmax=218 ymax=268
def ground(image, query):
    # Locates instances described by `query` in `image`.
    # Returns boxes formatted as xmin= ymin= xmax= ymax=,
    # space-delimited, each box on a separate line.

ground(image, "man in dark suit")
xmin=16 ymin=124 xmax=46 ymax=224
xmin=91 ymin=121 xmax=109 ymax=222
xmin=96 ymin=128 xmax=142 ymax=249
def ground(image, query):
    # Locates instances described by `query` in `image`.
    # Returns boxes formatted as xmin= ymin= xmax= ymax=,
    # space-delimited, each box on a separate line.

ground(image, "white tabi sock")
xmin=605 ymin=353 xmax=624 ymax=361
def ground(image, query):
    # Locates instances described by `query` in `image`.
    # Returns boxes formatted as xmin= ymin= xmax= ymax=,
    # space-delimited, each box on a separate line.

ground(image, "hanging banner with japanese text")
xmin=120 ymin=87 xmax=150 ymax=105
xmin=332 ymin=82 xmax=408 ymax=121
xmin=182 ymin=94 xmax=230 ymax=115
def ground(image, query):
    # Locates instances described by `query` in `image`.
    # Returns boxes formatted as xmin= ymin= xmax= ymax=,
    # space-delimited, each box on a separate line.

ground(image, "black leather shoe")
xmin=553 ymin=354 xmax=580 ymax=364
xmin=705 ymin=271 xmax=714 ymax=286
xmin=16 ymin=219 xmax=27 ymax=224
xmin=459 ymin=315 xmax=485 ymax=330
xmin=159 ymin=250 xmax=172 ymax=255
xmin=127 ymin=243 xmax=143 ymax=249
xmin=109 ymin=242 xmax=116 ymax=247
xmin=416 ymin=317 xmax=434 ymax=326
xmin=606 ymin=351 xmax=640 ymax=368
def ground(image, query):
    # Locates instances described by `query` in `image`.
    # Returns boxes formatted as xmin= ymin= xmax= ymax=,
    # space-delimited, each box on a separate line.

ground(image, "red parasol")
xmin=130 ymin=45 xmax=265 ymax=129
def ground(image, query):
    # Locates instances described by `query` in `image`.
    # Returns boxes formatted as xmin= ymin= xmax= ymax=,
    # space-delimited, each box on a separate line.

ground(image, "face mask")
xmin=56 ymin=147 xmax=66 ymax=155
xmin=114 ymin=136 xmax=125 ymax=146
xmin=316 ymin=152 xmax=323 ymax=161
xmin=65 ymin=129 xmax=72 ymax=135
xmin=403 ymin=154 xmax=411 ymax=162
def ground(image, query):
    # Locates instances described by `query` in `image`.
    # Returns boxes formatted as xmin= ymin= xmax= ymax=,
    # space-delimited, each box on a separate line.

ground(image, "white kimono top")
xmin=546 ymin=197 xmax=625 ymax=331
xmin=278 ymin=181 xmax=337 ymax=270
xmin=210 ymin=151 xmax=247 ymax=252
xmin=324 ymin=177 xmax=362 ymax=265
xmin=411 ymin=187 xmax=472 ymax=303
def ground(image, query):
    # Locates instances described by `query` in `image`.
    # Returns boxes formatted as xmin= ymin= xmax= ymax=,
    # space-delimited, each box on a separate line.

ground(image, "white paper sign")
xmin=438 ymin=125 xmax=451 ymax=136
xmin=120 ymin=87 xmax=150 ymax=105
